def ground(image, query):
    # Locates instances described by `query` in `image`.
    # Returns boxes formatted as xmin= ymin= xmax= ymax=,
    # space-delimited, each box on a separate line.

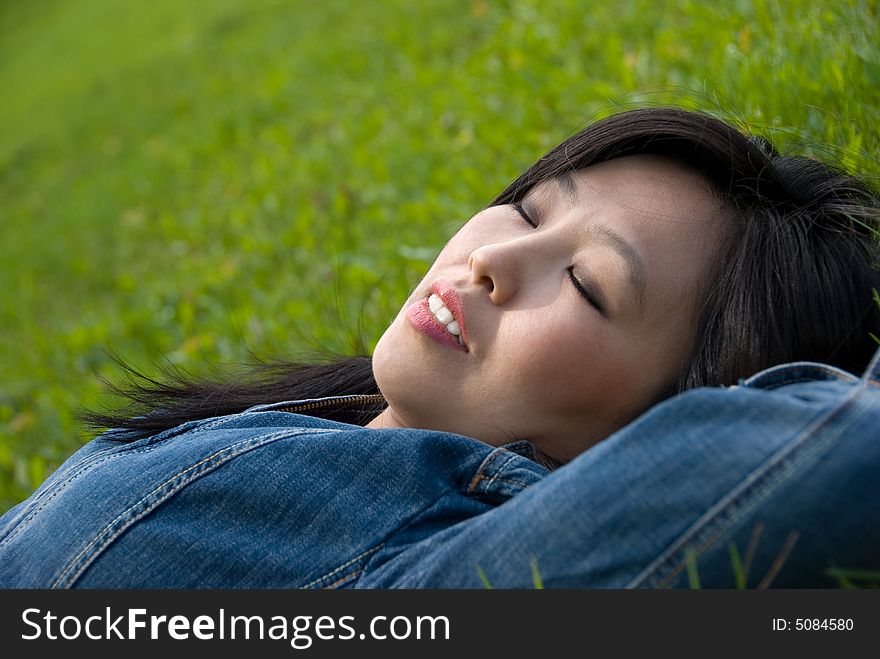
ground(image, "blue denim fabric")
xmin=1 ymin=350 xmax=878 ymax=588
xmin=359 ymin=352 xmax=880 ymax=588
xmin=0 ymin=409 xmax=546 ymax=588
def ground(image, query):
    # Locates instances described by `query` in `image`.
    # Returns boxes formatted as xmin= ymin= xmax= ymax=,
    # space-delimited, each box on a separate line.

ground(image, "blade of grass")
xmin=685 ymin=548 xmax=701 ymax=589
xmin=742 ymin=522 xmax=764 ymax=582
xmin=476 ymin=565 xmax=493 ymax=589
xmin=757 ymin=531 xmax=799 ymax=589
xmin=530 ymin=558 xmax=544 ymax=589
xmin=728 ymin=543 xmax=747 ymax=589
xmin=825 ymin=567 xmax=880 ymax=588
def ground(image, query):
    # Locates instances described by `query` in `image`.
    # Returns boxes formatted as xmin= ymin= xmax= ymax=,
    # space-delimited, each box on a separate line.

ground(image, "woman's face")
xmin=370 ymin=154 xmax=727 ymax=462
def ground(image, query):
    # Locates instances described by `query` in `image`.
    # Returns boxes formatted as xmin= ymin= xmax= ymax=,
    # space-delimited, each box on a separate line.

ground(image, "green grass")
xmin=1 ymin=0 xmax=878 ymax=513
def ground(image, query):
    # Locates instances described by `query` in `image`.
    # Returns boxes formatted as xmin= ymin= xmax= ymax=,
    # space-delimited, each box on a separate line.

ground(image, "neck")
xmin=365 ymin=406 xmax=408 ymax=430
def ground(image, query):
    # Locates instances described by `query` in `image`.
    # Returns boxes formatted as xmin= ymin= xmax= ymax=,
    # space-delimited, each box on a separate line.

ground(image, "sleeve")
xmin=357 ymin=376 xmax=880 ymax=588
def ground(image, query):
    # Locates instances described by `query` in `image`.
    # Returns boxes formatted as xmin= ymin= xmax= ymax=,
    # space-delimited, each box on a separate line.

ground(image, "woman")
xmin=1 ymin=107 xmax=878 ymax=587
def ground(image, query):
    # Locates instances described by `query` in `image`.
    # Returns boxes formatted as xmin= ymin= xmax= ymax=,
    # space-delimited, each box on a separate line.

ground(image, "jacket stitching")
xmin=468 ymin=451 xmax=527 ymax=494
xmin=627 ymin=383 xmax=863 ymax=588
xmin=51 ymin=428 xmax=341 ymax=588
xmin=323 ymin=569 xmax=363 ymax=589
xmin=2 ymin=417 xmax=244 ymax=546
xmin=302 ymin=544 xmax=384 ymax=589
xmin=751 ymin=375 xmax=849 ymax=389
xmin=744 ymin=364 xmax=859 ymax=389
xmin=0 ymin=425 xmax=329 ymax=550
xmin=468 ymin=474 xmax=535 ymax=491
xmin=637 ymin=394 xmax=860 ymax=587
xmin=467 ymin=450 xmax=503 ymax=492
xmin=653 ymin=407 xmax=858 ymax=587
xmin=0 ymin=443 xmax=167 ymax=549
xmin=478 ymin=453 xmax=519 ymax=492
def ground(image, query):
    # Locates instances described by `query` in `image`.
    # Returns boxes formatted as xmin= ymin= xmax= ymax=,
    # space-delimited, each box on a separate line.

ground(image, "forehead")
xmin=536 ymin=155 xmax=720 ymax=224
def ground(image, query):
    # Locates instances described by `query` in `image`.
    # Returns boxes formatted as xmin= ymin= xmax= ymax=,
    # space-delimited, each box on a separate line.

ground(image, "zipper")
xmin=276 ymin=394 xmax=386 ymax=415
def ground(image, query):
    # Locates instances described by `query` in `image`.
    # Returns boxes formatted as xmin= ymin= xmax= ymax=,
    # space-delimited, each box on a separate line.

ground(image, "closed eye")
xmin=513 ymin=203 xmax=537 ymax=228
xmin=568 ymin=267 xmax=607 ymax=315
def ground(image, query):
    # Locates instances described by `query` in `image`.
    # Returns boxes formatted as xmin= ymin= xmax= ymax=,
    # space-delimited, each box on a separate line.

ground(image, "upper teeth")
xmin=428 ymin=293 xmax=463 ymax=343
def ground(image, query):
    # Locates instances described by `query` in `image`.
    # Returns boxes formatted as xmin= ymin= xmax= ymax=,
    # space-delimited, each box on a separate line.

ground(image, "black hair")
xmin=490 ymin=107 xmax=880 ymax=392
xmin=81 ymin=107 xmax=880 ymax=441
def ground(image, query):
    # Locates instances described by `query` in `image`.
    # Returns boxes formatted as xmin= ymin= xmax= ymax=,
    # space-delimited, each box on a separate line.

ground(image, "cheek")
xmin=499 ymin=314 xmax=620 ymax=400
xmin=520 ymin=318 xmax=653 ymax=423
xmin=495 ymin=326 xmax=645 ymax=460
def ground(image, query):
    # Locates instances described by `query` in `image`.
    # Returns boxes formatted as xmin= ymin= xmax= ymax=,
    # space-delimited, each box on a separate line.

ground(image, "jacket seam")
xmin=302 ymin=544 xmax=385 ymax=589
xmin=51 ymin=428 xmax=340 ymax=588
xmin=3 ymin=415 xmax=266 ymax=547
xmin=468 ymin=474 xmax=535 ymax=491
xmin=627 ymin=382 xmax=864 ymax=588
xmin=0 ymin=443 xmax=168 ymax=549
xmin=468 ymin=451 xmax=534 ymax=494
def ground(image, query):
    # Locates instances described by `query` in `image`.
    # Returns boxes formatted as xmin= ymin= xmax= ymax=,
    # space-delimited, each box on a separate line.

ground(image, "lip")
xmin=404 ymin=279 xmax=469 ymax=353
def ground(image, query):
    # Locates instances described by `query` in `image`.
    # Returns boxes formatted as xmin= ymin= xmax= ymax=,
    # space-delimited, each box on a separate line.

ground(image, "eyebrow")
xmin=556 ymin=173 xmax=648 ymax=309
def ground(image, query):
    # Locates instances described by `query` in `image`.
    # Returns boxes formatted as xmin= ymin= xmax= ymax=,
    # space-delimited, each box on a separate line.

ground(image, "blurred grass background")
xmin=1 ymin=0 xmax=878 ymax=513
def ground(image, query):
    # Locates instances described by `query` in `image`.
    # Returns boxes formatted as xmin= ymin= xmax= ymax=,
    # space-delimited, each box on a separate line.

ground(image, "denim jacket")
xmin=0 ymin=396 xmax=548 ymax=588
xmin=2 ymin=348 xmax=879 ymax=589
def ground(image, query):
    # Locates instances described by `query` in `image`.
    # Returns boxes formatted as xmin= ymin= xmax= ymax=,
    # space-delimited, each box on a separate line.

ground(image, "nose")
xmin=468 ymin=241 xmax=522 ymax=305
